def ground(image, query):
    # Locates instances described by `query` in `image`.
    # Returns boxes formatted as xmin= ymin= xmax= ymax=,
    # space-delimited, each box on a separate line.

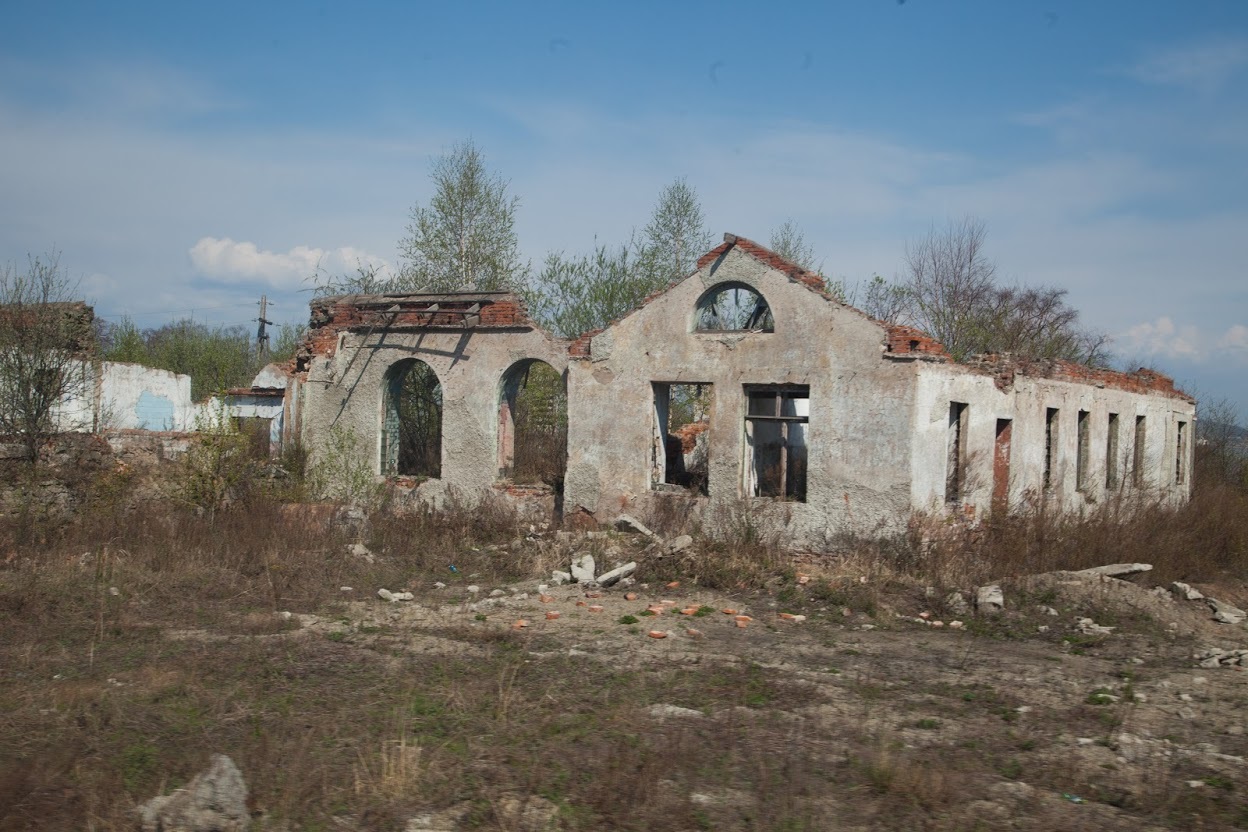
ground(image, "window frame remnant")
xmin=1106 ymin=413 xmax=1120 ymax=491
xmin=382 ymin=358 xmax=443 ymax=479
xmin=993 ymin=418 xmax=1012 ymax=509
xmin=1175 ymin=419 xmax=1188 ymax=485
xmin=1044 ymin=407 xmax=1059 ymax=491
xmin=946 ymin=402 xmax=968 ymax=504
xmin=694 ymin=282 xmax=774 ymax=333
xmin=1076 ymin=409 xmax=1091 ymax=492
xmin=1132 ymin=415 xmax=1147 ymax=487
xmin=743 ymin=385 xmax=809 ymax=501
xmin=651 ymin=382 xmax=712 ymax=495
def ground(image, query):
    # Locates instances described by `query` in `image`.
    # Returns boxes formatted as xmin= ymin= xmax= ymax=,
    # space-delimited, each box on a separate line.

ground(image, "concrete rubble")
xmin=1072 ymin=563 xmax=1153 ymax=579
xmin=139 ymin=754 xmax=249 ymax=832
xmin=570 ymin=554 xmax=596 ymax=583
xmin=976 ymin=584 xmax=1005 ymax=615
xmin=597 ymin=561 xmax=637 ymax=587
xmin=1171 ymin=581 xmax=1205 ymax=601
xmin=1207 ymin=598 xmax=1247 ymax=625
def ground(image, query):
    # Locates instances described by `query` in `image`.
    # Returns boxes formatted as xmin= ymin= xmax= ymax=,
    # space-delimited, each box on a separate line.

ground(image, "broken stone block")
xmin=570 ymin=554 xmax=596 ymax=583
xmin=139 ymin=754 xmax=248 ymax=832
xmin=975 ymin=584 xmax=1004 ymax=615
xmin=347 ymin=542 xmax=375 ymax=563
xmin=1073 ymin=563 xmax=1153 ymax=579
xmin=1208 ymin=598 xmax=1246 ymax=625
xmin=664 ymin=534 xmax=694 ymax=554
xmin=597 ymin=561 xmax=637 ymax=587
xmin=945 ymin=591 xmax=971 ymax=617
xmin=614 ymin=514 xmax=656 ymax=537
xmin=377 ymin=588 xmax=394 ymax=602
xmin=550 ymin=570 xmax=571 ymax=586
xmin=1172 ymin=581 xmax=1205 ymax=601
xmin=1076 ymin=618 xmax=1115 ymax=636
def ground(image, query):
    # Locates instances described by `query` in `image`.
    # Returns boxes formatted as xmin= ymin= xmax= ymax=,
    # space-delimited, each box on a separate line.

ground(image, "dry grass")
xmin=1 ymin=449 xmax=1247 ymax=830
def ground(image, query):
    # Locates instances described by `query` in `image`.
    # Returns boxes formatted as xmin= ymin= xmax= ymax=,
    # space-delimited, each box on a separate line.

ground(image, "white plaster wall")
xmin=300 ymin=326 xmax=569 ymax=504
xmin=99 ymin=362 xmax=199 ymax=431
xmin=54 ymin=361 xmax=200 ymax=432
xmin=565 ymin=247 xmax=918 ymax=547
xmin=912 ymin=363 xmax=1195 ymax=517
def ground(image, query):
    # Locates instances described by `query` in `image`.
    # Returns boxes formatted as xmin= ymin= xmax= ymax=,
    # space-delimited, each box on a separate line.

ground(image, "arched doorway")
xmin=498 ymin=359 xmax=567 ymax=486
xmin=382 ymin=358 xmax=442 ymax=478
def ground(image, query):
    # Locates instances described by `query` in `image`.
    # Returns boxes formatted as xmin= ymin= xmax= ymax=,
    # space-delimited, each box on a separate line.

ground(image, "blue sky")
xmin=1 ymin=1 xmax=1245 ymax=413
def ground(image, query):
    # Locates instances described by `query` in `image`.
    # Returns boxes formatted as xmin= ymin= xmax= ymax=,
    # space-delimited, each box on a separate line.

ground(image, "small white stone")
xmin=377 ymin=588 xmax=394 ymax=602
xmin=340 ymin=586 xmax=353 ymax=592
xmin=466 ymin=585 xmax=480 ymax=594
xmin=489 ymin=589 xmax=506 ymax=598
xmin=433 ymin=581 xmax=447 ymax=589
xmin=108 ymin=586 xmax=120 ymax=596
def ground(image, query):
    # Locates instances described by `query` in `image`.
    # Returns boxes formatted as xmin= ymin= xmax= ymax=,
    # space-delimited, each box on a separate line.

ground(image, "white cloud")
xmin=1219 ymin=324 xmax=1248 ymax=351
xmin=1123 ymin=37 xmax=1248 ymax=93
xmin=1121 ymin=317 xmax=1204 ymax=361
xmin=189 ymin=237 xmax=393 ymax=290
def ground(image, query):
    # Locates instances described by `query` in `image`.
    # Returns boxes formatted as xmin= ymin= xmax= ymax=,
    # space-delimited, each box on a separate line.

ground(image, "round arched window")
xmin=694 ymin=283 xmax=774 ymax=332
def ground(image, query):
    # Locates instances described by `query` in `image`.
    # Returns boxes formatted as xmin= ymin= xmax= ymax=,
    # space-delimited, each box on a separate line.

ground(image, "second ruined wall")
xmin=910 ymin=362 xmax=1196 ymax=517
xmin=298 ymin=320 xmax=568 ymax=505
xmin=563 ymin=246 xmax=920 ymax=547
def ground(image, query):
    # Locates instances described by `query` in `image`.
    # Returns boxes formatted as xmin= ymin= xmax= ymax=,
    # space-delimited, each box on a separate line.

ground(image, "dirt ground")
xmin=4 ymin=531 xmax=1248 ymax=831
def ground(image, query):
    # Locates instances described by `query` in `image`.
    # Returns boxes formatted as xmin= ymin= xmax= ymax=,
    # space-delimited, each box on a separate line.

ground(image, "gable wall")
xmin=564 ymin=247 xmax=919 ymax=545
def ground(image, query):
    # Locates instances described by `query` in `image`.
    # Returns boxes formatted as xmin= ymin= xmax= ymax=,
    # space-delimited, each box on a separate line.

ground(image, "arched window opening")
xmin=382 ymin=359 xmax=442 ymax=478
xmin=498 ymin=360 xmax=567 ymax=486
xmin=695 ymin=283 xmax=774 ymax=332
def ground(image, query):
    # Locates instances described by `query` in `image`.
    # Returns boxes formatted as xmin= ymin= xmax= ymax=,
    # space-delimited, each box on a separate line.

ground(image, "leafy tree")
xmin=396 ymin=140 xmax=528 ymax=293
xmin=0 ymin=251 xmax=90 ymax=462
xmin=269 ymin=322 xmax=308 ymax=365
xmin=769 ymin=219 xmax=822 ymax=274
xmin=530 ymin=179 xmax=714 ymax=337
xmin=529 ymin=235 xmax=661 ymax=338
xmin=101 ymin=315 xmax=148 ymax=364
xmin=142 ymin=320 xmax=258 ymax=400
xmin=641 ymin=178 xmax=715 ymax=285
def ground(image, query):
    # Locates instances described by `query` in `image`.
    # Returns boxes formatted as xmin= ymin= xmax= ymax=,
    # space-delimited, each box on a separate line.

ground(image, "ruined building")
xmin=289 ymin=234 xmax=1195 ymax=547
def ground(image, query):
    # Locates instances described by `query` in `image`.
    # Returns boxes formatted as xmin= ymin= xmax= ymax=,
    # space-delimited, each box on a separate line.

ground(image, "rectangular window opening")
xmin=744 ymin=385 xmax=809 ymax=501
xmin=993 ymin=418 xmax=1012 ymax=508
xmin=1044 ymin=407 xmax=1060 ymax=491
xmin=652 ymin=383 xmax=711 ymax=496
xmin=1133 ymin=415 xmax=1147 ymax=487
xmin=946 ymin=402 xmax=968 ymax=503
xmin=1076 ymin=410 xmax=1090 ymax=491
xmin=1176 ymin=420 xmax=1188 ymax=485
xmin=1106 ymin=413 xmax=1120 ymax=491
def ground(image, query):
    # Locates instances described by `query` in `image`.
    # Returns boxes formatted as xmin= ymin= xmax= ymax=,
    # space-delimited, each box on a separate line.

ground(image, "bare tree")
xmin=895 ymin=217 xmax=1107 ymax=363
xmin=902 ymin=216 xmax=998 ymax=359
xmin=0 ymin=252 xmax=90 ymax=463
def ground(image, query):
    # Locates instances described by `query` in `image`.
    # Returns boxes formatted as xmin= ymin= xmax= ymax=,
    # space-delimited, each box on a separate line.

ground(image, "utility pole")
xmin=255 ymin=295 xmax=273 ymax=360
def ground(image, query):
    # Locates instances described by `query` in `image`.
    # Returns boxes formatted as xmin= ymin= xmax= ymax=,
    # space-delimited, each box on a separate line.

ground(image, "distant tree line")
xmin=98 ymin=317 xmax=305 ymax=401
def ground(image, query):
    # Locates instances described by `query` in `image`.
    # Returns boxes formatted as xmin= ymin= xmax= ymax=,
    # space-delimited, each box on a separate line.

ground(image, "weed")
xmin=914 ymin=718 xmax=941 ymax=730
xmin=619 ymin=615 xmax=639 ymax=625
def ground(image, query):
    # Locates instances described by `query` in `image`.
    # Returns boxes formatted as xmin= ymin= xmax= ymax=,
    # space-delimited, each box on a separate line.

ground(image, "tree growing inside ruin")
xmin=0 ymin=252 xmax=90 ymax=463
xmin=530 ymin=179 xmax=714 ymax=337
xmin=890 ymin=217 xmax=1108 ymax=364
xmin=396 ymin=140 xmax=529 ymax=293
